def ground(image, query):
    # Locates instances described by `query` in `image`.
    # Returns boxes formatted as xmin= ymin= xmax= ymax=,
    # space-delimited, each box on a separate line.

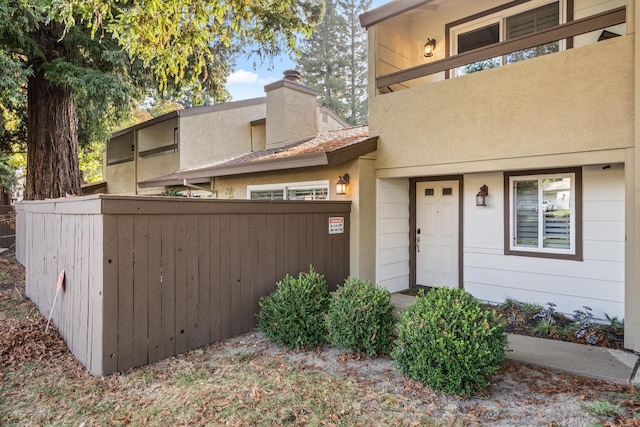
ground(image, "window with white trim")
xmin=247 ymin=181 xmax=329 ymax=201
xmin=451 ymin=0 xmax=563 ymax=76
xmin=505 ymin=168 xmax=582 ymax=260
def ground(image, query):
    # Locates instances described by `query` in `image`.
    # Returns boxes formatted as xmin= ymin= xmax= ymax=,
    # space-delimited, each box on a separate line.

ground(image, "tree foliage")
xmin=0 ymin=0 xmax=323 ymax=199
xmin=296 ymin=0 xmax=370 ymax=125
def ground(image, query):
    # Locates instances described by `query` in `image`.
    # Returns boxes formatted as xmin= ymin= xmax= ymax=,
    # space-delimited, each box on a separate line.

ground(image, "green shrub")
xmin=391 ymin=287 xmax=508 ymax=396
xmin=257 ymin=266 xmax=329 ymax=350
xmin=326 ymin=277 xmax=396 ymax=357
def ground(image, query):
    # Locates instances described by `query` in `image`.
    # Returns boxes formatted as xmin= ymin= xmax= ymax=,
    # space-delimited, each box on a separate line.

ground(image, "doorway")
xmin=414 ymin=179 xmax=461 ymax=288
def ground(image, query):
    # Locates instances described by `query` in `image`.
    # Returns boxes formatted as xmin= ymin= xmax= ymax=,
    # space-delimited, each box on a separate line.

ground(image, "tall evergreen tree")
xmin=338 ymin=0 xmax=370 ymax=125
xmin=296 ymin=0 xmax=370 ymax=125
xmin=296 ymin=0 xmax=348 ymax=121
xmin=0 ymin=0 xmax=323 ymax=200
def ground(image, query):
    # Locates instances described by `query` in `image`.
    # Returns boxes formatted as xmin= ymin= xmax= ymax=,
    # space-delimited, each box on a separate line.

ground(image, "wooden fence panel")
xmin=117 ymin=215 xmax=135 ymax=372
xmin=185 ymin=214 xmax=200 ymax=350
xmin=208 ymin=215 xmax=222 ymax=344
xmin=239 ymin=214 xmax=252 ymax=333
xmin=197 ymin=215 xmax=211 ymax=349
xmin=0 ymin=205 xmax=15 ymax=248
xmin=248 ymin=214 xmax=261 ymax=327
xmin=102 ymin=214 xmax=119 ymax=375
xmin=160 ymin=215 xmax=176 ymax=359
xmin=147 ymin=215 xmax=163 ymax=364
xmin=18 ymin=195 xmax=350 ymax=375
xmin=228 ymin=214 xmax=243 ymax=339
xmin=133 ymin=215 xmax=150 ymax=369
xmin=173 ymin=218 xmax=188 ymax=355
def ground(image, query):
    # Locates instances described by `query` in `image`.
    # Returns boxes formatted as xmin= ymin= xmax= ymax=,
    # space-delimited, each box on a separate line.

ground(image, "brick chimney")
xmin=264 ymin=70 xmax=319 ymax=149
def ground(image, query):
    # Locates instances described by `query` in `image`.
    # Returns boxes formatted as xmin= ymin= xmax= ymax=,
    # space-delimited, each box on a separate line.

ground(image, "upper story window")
xmin=451 ymin=1 xmax=563 ymax=76
xmin=248 ymin=181 xmax=329 ymax=201
xmin=504 ymin=168 xmax=582 ymax=260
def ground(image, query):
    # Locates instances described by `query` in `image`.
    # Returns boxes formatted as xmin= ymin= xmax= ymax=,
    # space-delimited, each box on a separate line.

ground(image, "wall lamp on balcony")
xmin=424 ymin=38 xmax=436 ymax=57
xmin=336 ymin=174 xmax=350 ymax=195
xmin=476 ymin=185 xmax=488 ymax=207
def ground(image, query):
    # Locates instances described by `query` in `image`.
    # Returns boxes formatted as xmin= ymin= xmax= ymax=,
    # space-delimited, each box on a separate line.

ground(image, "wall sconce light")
xmin=336 ymin=174 xmax=350 ymax=195
xmin=476 ymin=185 xmax=488 ymax=207
xmin=424 ymin=38 xmax=436 ymax=57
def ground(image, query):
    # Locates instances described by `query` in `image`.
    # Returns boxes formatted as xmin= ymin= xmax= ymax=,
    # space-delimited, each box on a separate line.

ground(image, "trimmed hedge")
xmin=257 ymin=266 xmax=329 ymax=350
xmin=391 ymin=287 xmax=508 ymax=395
xmin=326 ymin=277 xmax=396 ymax=357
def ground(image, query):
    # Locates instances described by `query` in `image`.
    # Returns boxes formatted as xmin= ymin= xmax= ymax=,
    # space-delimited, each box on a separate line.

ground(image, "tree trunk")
xmin=0 ymin=188 xmax=9 ymax=205
xmin=25 ymin=67 xmax=82 ymax=200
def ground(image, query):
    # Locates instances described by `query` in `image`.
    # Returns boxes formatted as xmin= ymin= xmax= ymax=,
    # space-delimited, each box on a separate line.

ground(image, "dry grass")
xmin=1 ymin=250 xmax=639 ymax=426
xmin=0 ymin=252 xmax=438 ymax=426
xmin=1 ymin=349 xmax=441 ymax=426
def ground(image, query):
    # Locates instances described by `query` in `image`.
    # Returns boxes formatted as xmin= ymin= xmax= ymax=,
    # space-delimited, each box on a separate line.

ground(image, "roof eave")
xmin=138 ymin=136 xmax=378 ymax=189
xmin=327 ymin=136 xmax=378 ymax=165
xmin=360 ymin=0 xmax=435 ymax=28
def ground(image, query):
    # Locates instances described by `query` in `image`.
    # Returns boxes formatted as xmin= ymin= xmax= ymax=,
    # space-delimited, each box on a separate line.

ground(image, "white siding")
xmin=464 ymin=165 xmax=625 ymax=319
xmin=377 ymin=178 xmax=410 ymax=292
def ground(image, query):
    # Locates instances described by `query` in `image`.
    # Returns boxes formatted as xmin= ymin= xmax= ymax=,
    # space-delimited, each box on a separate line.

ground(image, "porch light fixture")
xmin=336 ymin=174 xmax=350 ymax=195
xmin=424 ymin=38 xmax=436 ymax=57
xmin=476 ymin=185 xmax=489 ymax=207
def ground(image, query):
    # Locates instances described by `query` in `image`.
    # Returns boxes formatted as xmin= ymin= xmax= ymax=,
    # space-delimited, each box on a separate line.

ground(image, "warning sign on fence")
xmin=328 ymin=217 xmax=344 ymax=234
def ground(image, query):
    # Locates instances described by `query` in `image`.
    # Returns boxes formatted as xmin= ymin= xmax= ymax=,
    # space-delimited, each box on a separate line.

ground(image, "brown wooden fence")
xmin=16 ymin=195 xmax=351 ymax=376
xmin=0 ymin=205 xmax=15 ymax=248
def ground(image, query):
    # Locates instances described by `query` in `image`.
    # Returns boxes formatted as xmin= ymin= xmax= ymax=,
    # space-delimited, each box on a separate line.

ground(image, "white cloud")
xmin=227 ymin=69 xmax=259 ymax=84
xmin=258 ymin=77 xmax=277 ymax=86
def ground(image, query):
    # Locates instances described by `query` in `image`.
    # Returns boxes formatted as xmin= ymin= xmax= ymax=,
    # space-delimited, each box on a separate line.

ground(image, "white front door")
xmin=416 ymin=181 xmax=459 ymax=288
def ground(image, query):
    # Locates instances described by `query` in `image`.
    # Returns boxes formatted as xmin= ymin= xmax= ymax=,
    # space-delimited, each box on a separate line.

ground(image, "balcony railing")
xmin=138 ymin=143 xmax=178 ymax=158
xmin=376 ymin=6 xmax=626 ymax=90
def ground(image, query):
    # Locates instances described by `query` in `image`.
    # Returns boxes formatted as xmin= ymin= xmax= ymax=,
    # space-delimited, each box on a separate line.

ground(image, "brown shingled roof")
xmin=139 ymin=126 xmax=377 ymax=188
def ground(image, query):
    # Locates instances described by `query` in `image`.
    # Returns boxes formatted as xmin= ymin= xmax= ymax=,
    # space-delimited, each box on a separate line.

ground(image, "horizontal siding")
xmin=464 ymin=166 xmax=625 ymax=320
xmin=377 ymin=178 xmax=410 ymax=291
xmin=466 ymin=282 xmax=624 ymax=320
xmin=378 ymin=232 xmax=409 ymax=250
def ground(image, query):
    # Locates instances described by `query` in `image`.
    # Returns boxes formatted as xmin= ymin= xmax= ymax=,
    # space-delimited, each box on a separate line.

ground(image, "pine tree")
xmin=296 ymin=0 xmax=349 ymax=120
xmin=338 ymin=0 xmax=371 ymax=125
xmin=0 ymin=0 xmax=323 ymax=200
xmin=296 ymin=0 xmax=371 ymax=125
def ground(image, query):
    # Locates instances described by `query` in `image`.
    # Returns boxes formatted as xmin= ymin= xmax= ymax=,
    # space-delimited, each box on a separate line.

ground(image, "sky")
xmin=225 ymin=0 xmax=388 ymax=101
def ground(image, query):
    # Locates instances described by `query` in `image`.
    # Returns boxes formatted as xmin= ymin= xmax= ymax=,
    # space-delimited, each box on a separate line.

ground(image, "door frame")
xmin=409 ymin=175 xmax=464 ymax=289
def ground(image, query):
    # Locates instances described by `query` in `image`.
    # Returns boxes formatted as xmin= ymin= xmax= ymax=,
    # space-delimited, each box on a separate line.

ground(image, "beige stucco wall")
xmin=137 ymin=118 xmax=178 ymax=152
xmin=369 ymin=35 xmax=633 ymax=176
xmin=266 ymin=84 xmax=319 ymax=148
xmin=137 ymin=153 xmax=179 ymax=185
xmin=179 ymin=103 xmax=266 ymax=170
xmin=318 ymin=111 xmax=349 ymax=133
xmin=105 ymin=162 xmax=136 ymax=195
xmin=207 ymin=157 xmax=377 ymax=283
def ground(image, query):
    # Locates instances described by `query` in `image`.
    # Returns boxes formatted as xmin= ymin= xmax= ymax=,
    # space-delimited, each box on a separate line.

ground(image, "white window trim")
xmin=247 ymin=180 xmax=330 ymax=200
xmin=450 ymin=0 xmax=566 ymax=76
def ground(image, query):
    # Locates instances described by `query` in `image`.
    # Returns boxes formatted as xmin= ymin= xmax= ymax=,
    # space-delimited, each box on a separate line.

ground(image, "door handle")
xmin=416 ymin=228 xmax=421 ymax=253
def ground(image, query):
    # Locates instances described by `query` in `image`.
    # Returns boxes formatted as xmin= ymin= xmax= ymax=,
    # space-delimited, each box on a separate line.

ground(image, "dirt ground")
xmin=1 ymin=250 xmax=639 ymax=426
xmin=208 ymin=332 xmax=640 ymax=426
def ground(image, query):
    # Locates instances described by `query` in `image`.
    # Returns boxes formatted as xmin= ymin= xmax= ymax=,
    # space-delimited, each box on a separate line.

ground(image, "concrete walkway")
xmin=391 ymin=293 xmax=640 ymax=385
